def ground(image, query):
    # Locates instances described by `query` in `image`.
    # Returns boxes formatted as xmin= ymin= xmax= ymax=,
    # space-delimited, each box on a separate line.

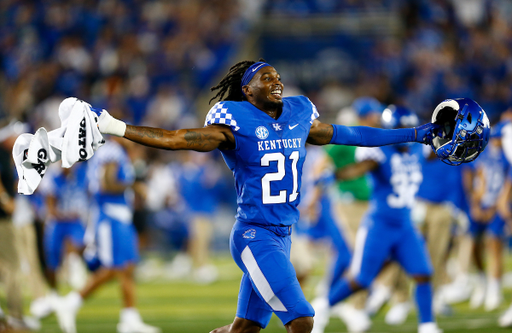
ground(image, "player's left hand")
xmin=93 ymin=108 xmax=127 ymax=137
xmin=414 ymin=122 xmax=440 ymax=145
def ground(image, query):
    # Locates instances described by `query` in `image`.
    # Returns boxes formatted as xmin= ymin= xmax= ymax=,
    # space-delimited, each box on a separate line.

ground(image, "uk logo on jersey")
xmin=243 ymin=229 xmax=256 ymax=239
xmin=255 ymin=126 xmax=269 ymax=140
xmin=272 ymin=123 xmax=282 ymax=131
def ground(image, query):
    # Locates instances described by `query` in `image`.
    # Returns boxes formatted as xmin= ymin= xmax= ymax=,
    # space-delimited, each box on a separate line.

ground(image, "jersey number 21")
xmin=261 ymin=151 xmax=299 ymax=204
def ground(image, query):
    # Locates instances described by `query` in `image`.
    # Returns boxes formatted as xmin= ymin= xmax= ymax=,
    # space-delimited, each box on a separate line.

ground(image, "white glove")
xmin=97 ymin=109 xmax=126 ymax=137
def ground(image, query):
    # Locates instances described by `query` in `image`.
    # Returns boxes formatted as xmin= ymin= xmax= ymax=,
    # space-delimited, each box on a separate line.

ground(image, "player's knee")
xmin=412 ymin=274 xmax=431 ymax=284
xmin=351 ymin=277 xmax=369 ymax=290
xmin=286 ymin=316 xmax=313 ymax=333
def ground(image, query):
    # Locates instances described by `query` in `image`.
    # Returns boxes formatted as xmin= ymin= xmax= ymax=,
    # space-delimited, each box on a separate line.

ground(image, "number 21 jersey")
xmin=204 ymin=96 xmax=319 ymax=227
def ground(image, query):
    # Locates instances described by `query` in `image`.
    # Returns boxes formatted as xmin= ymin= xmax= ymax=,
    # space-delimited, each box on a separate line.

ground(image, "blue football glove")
xmin=414 ymin=122 xmax=441 ymax=145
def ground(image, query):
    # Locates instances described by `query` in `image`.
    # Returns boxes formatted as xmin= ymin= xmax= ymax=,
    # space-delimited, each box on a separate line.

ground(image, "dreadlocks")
xmin=209 ymin=58 xmax=266 ymax=105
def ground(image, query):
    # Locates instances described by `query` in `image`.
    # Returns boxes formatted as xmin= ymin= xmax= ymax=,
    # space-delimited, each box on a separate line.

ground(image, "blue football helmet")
xmin=381 ymin=105 xmax=419 ymax=129
xmin=430 ymin=98 xmax=490 ymax=166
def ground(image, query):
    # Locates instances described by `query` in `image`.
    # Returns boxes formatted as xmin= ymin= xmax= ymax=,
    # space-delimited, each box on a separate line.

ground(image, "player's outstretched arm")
xmin=307 ymin=119 xmax=438 ymax=146
xmin=124 ymin=124 xmax=234 ymax=151
xmin=97 ymin=109 xmax=235 ymax=152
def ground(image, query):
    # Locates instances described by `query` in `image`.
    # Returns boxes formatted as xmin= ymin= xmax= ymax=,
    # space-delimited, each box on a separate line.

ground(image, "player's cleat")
xmin=418 ymin=322 xmax=443 ymax=333
xmin=53 ymin=292 xmax=82 ymax=333
xmin=335 ymin=303 xmax=371 ymax=332
xmin=117 ymin=321 xmax=161 ymax=333
xmin=163 ymin=253 xmax=192 ymax=280
xmin=484 ymin=279 xmax=502 ymax=312
xmin=311 ymin=297 xmax=330 ymax=333
xmin=365 ymin=284 xmax=391 ymax=316
xmin=136 ymin=258 xmax=163 ymax=282
xmin=7 ymin=316 xmax=41 ymax=331
xmin=193 ymin=264 xmax=219 ymax=285
xmin=385 ymin=302 xmax=412 ymax=326
xmin=117 ymin=309 xmax=161 ymax=333
xmin=30 ymin=294 xmax=55 ymax=319
xmin=433 ymin=291 xmax=453 ymax=317
xmin=469 ymin=275 xmax=486 ymax=309
xmin=442 ymin=280 xmax=472 ymax=304
xmin=499 ymin=304 xmax=512 ymax=327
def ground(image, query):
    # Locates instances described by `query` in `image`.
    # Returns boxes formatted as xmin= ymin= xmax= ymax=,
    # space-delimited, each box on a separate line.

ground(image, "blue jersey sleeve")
xmin=330 ymin=125 xmax=415 ymax=147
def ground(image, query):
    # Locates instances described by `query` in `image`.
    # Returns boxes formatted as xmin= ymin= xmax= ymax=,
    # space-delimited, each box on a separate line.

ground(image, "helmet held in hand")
xmin=430 ymin=98 xmax=490 ymax=166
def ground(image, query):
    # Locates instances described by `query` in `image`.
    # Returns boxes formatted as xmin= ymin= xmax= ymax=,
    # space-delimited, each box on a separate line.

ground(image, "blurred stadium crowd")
xmin=1 ymin=0 xmax=512 ymax=332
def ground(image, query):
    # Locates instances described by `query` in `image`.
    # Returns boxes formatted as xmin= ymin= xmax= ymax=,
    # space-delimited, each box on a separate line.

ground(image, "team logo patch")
xmin=272 ymin=123 xmax=282 ymax=131
xmin=243 ymin=229 xmax=256 ymax=239
xmin=255 ymin=126 xmax=269 ymax=140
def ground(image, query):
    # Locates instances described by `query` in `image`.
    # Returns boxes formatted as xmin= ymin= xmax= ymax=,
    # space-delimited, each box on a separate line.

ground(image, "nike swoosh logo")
xmin=289 ymin=124 xmax=298 ymax=130
xmin=252 ymin=63 xmax=266 ymax=72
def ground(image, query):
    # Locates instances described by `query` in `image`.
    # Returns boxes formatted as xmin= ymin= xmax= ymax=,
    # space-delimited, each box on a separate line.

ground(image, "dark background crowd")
xmin=0 ymin=0 xmax=511 ymax=275
xmin=1 ymin=0 xmax=512 ymax=129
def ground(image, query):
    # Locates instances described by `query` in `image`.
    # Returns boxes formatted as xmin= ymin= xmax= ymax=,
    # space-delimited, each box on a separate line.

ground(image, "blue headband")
xmin=241 ymin=62 xmax=271 ymax=95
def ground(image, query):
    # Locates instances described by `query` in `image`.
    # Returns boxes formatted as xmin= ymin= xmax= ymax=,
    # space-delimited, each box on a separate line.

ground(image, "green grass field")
xmin=32 ymin=255 xmax=512 ymax=333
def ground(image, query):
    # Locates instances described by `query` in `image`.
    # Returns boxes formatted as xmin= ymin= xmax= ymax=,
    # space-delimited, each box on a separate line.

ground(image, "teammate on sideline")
xmin=30 ymin=163 xmax=89 ymax=319
xmin=311 ymin=106 xmax=441 ymax=333
xmin=88 ymin=59 xmax=437 ymax=333
xmin=467 ymin=122 xmax=509 ymax=312
xmin=54 ymin=136 xmax=160 ymax=333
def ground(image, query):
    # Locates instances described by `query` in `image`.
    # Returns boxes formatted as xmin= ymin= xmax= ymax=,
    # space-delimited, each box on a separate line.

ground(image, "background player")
xmin=30 ymin=162 xmax=90 ymax=319
xmin=311 ymin=105 xmax=440 ymax=333
xmin=365 ymin=148 xmax=462 ymax=324
xmin=54 ymin=136 xmax=160 ymax=333
xmin=86 ymin=59 xmax=436 ymax=333
xmin=467 ymin=122 xmax=509 ymax=312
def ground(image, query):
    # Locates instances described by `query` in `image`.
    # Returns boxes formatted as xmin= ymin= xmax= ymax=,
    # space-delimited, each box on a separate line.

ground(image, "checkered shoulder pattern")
xmin=308 ymin=98 xmax=320 ymax=124
xmin=204 ymin=102 xmax=240 ymax=131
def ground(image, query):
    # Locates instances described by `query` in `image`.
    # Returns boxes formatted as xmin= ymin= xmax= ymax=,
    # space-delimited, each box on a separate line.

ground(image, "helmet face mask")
xmin=430 ymin=98 xmax=490 ymax=166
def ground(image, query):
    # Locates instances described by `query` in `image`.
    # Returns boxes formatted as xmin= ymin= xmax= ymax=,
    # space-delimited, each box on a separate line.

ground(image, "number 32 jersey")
xmin=355 ymin=144 xmax=424 ymax=225
xmin=204 ymin=96 xmax=319 ymax=227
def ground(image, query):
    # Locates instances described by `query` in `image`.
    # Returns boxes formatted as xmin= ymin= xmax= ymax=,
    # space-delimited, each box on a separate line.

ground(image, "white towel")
xmin=13 ymin=97 xmax=105 ymax=194
xmin=60 ymin=98 xmax=103 ymax=168
xmin=13 ymin=128 xmax=52 ymax=195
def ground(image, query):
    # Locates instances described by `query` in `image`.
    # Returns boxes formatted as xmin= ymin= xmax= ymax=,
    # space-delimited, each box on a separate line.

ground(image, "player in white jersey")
xmin=86 ymin=59 xmax=438 ymax=333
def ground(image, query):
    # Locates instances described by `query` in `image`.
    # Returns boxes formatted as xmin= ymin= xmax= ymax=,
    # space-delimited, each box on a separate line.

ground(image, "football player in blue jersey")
xmin=467 ymin=122 xmax=509 ymax=312
xmin=54 ymin=137 xmax=160 ymax=333
xmin=90 ymin=59 xmax=438 ymax=333
xmin=30 ymin=163 xmax=89 ymax=319
xmin=311 ymin=106 xmax=441 ymax=333
xmin=496 ymin=120 xmax=512 ymax=326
